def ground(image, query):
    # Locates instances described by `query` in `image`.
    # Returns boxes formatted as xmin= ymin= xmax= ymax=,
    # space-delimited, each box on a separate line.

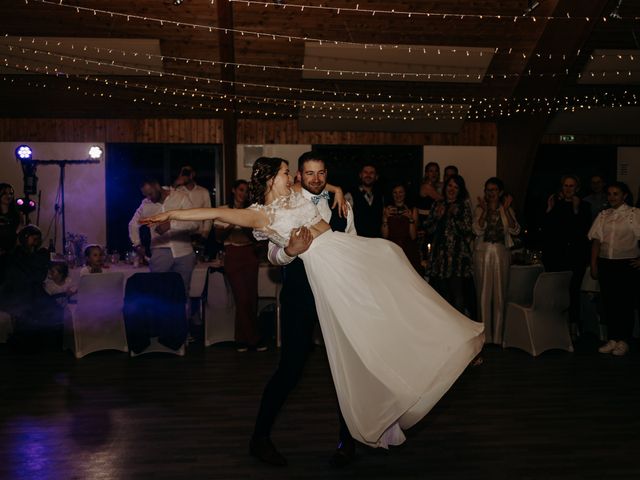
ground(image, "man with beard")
xmin=346 ymin=163 xmax=384 ymax=238
xmin=249 ymin=151 xmax=357 ymax=468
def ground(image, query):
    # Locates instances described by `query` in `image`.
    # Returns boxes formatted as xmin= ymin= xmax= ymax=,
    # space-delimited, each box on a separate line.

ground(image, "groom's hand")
xmin=284 ymin=227 xmax=313 ymax=257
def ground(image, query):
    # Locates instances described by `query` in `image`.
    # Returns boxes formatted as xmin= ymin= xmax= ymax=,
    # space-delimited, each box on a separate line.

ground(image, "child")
xmin=44 ymin=261 xmax=77 ymax=308
xmin=80 ymin=244 xmax=105 ymax=275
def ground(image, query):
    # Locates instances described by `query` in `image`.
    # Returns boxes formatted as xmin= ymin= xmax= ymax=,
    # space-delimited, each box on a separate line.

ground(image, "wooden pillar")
xmin=216 ymin=0 xmax=237 ymax=197
xmin=496 ymin=0 xmax=609 ymax=212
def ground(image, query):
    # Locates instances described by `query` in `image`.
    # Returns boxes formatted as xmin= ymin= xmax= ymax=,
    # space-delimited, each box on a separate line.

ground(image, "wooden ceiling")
xmin=0 ymin=0 xmax=638 ymax=127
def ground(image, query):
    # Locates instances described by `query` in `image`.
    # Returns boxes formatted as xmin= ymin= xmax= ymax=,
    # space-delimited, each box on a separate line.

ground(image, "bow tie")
xmin=311 ymin=191 xmax=330 ymax=205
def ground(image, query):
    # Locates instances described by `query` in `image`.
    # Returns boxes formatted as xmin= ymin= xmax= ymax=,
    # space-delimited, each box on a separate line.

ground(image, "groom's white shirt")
xmin=267 ymin=188 xmax=356 ymax=266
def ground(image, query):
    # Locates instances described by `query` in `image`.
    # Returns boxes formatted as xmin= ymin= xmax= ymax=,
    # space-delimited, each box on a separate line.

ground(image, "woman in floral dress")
xmin=425 ymin=174 xmax=475 ymax=316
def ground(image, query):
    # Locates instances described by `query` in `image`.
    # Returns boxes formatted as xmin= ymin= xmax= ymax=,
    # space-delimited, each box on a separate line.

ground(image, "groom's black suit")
xmin=253 ymin=193 xmax=352 ymax=446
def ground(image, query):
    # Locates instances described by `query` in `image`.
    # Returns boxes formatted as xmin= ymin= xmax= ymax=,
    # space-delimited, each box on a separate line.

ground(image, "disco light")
xmin=88 ymin=146 xmax=103 ymax=159
xmin=15 ymin=145 xmax=33 ymax=160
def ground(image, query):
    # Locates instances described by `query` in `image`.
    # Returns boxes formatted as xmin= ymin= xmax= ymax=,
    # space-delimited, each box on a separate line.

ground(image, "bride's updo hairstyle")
xmin=250 ymin=156 xmax=289 ymax=204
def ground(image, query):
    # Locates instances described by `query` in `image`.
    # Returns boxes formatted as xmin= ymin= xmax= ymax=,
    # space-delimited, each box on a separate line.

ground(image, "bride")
xmin=141 ymin=156 xmax=484 ymax=448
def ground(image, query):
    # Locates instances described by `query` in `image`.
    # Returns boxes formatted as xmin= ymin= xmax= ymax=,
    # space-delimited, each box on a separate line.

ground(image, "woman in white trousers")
xmin=473 ymin=177 xmax=520 ymax=345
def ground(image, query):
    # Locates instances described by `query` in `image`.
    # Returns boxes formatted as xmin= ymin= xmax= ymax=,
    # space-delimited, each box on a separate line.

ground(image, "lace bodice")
xmin=249 ymin=191 xmax=323 ymax=247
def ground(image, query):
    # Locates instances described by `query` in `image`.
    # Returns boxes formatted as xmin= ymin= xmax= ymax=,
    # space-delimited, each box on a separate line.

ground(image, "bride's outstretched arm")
xmin=140 ymin=207 xmax=267 ymax=229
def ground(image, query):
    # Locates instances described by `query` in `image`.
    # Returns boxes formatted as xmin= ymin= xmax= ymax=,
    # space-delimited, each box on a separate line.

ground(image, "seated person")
xmin=44 ymin=260 xmax=77 ymax=306
xmin=0 ymin=225 xmax=62 ymax=347
xmin=80 ymin=244 xmax=106 ymax=275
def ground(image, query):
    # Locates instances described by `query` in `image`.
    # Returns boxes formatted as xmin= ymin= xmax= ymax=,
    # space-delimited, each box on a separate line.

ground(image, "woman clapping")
xmin=472 ymin=178 xmax=520 ymax=345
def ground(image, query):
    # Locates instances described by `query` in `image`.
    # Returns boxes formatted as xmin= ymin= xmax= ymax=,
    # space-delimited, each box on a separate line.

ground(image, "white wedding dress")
xmin=251 ymin=192 xmax=484 ymax=448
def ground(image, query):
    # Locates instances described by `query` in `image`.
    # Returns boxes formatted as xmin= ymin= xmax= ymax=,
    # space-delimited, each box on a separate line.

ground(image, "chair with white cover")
xmin=67 ymin=272 xmax=128 ymax=358
xmin=124 ymin=272 xmax=188 ymax=356
xmin=507 ymin=264 xmax=544 ymax=306
xmin=503 ymin=271 xmax=574 ymax=356
xmin=203 ymin=267 xmax=236 ymax=347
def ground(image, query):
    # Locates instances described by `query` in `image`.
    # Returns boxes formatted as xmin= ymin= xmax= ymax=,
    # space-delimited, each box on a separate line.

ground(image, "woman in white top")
xmin=141 ymin=157 xmax=484 ymax=450
xmin=588 ymin=181 xmax=640 ymax=356
xmin=472 ymin=177 xmax=520 ymax=345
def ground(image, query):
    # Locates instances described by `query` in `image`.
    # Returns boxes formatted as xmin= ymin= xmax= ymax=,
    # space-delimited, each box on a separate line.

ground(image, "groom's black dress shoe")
xmin=329 ymin=440 xmax=355 ymax=468
xmin=249 ymin=437 xmax=287 ymax=466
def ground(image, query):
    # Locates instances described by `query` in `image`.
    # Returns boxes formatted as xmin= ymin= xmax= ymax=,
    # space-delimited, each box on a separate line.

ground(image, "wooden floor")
xmin=1 ymin=341 xmax=639 ymax=480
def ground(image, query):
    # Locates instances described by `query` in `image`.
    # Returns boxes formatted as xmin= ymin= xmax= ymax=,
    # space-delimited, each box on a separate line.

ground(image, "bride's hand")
xmin=331 ymin=187 xmax=348 ymax=218
xmin=140 ymin=211 xmax=171 ymax=226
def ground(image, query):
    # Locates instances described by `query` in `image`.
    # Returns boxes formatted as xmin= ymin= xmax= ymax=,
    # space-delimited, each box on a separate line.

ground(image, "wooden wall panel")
xmin=0 ymin=118 xmax=498 ymax=145
xmin=236 ymin=120 xmax=498 ymax=146
xmin=0 ymin=119 xmax=225 ymax=143
xmin=4 ymin=118 xmax=637 ymax=146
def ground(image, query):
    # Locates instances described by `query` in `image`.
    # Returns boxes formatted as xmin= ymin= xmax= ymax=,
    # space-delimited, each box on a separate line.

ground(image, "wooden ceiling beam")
xmin=497 ymin=0 xmax=610 ymax=212
xmin=216 ymin=0 xmax=237 ymax=198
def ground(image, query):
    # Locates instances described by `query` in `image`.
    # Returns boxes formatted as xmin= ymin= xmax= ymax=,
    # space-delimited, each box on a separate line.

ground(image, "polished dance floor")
xmin=1 ymin=341 xmax=639 ymax=479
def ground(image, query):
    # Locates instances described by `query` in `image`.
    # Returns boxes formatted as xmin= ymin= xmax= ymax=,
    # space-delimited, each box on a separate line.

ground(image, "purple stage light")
xmin=15 ymin=197 xmax=36 ymax=213
xmin=15 ymin=145 xmax=33 ymax=160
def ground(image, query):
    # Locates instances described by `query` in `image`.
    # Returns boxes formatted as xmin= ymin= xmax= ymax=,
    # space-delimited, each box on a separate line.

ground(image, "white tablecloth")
xmin=69 ymin=260 xmax=222 ymax=298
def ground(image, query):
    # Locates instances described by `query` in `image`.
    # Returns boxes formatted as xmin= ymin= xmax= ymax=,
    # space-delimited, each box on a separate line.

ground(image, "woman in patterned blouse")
xmin=425 ymin=174 xmax=475 ymax=315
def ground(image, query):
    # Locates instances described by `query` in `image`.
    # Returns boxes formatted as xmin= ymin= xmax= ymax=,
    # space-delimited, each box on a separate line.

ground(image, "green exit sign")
xmin=560 ymin=135 xmax=575 ymax=142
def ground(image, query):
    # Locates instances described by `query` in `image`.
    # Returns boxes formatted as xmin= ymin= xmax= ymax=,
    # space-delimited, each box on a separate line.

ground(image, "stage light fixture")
xmin=88 ymin=146 xmax=103 ymax=159
xmin=15 ymin=145 xmax=33 ymax=160
xmin=15 ymin=197 xmax=36 ymax=213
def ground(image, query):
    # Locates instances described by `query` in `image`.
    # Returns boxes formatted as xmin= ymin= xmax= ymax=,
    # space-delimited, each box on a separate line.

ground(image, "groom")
xmin=250 ymin=151 xmax=357 ymax=467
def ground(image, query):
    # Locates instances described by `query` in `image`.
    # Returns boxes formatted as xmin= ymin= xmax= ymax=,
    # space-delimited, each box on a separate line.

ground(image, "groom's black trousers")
xmin=252 ymin=257 xmax=351 ymax=444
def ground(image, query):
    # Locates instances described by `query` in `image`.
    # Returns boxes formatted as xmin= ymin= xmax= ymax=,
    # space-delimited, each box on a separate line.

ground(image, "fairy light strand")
xmin=4 ymin=43 xmax=640 ymax=106
xmin=3 ymin=35 xmax=639 ymax=80
xmin=228 ymin=0 xmax=640 ymax=22
xmin=2 ymin=59 xmax=637 ymax=122
xmin=24 ymin=0 xmax=640 ymax=57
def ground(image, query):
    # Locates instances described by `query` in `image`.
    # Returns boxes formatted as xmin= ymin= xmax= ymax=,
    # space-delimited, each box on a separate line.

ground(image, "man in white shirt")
xmin=173 ymin=165 xmax=212 ymax=241
xmin=128 ymin=178 xmax=199 ymax=294
xmin=250 ymin=152 xmax=357 ymax=468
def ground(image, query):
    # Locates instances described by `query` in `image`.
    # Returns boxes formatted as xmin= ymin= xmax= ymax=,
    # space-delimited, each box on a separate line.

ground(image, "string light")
xmin=228 ymin=0 xmax=639 ymax=21
xmin=25 ymin=1 xmax=640 ymax=56
xmin=2 ymin=63 xmax=636 ymax=123
xmin=6 ymin=37 xmax=635 ymax=103
xmin=4 ymin=34 xmax=635 ymax=71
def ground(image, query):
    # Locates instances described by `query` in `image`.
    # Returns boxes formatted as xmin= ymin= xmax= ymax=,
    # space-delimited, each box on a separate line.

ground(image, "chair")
xmin=123 ymin=272 xmax=188 ymax=356
xmin=507 ymin=264 xmax=544 ymax=306
xmin=66 ymin=272 xmax=128 ymax=358
xmin=503 ymin=271 xmax=574 ymax=356
xmin=203 ymin=267 xmax=236 ymax=347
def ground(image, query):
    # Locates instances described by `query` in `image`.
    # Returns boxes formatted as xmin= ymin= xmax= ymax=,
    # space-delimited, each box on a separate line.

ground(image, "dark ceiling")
xmin=0 ymin=0 xmax=638 ymax=128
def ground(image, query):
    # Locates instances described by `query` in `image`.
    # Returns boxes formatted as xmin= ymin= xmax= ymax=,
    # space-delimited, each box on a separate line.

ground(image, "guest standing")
xmin=0 ymin=183 xmax=21 ymax=257
xmin=588 ymin=182 xmax=640 ymax=357
xmin=425 ymin=175 xmax=475 ymax=316
xmin=215 ymin=179 xmax=265 ymax=352
xmin=472 ymin=178 xmax=520 ymax=345
xmin=128 ymin=178 xmax=199 ymax=295
xmin=173 ymin=165 xmax=212 ymax=241
xmin=542 ymin=175 xmax=591 ymax=336
xmin=382 ymin=183 xmax=421 ymax=273
xmin=345 ymin=163 xmax=384 ymax=238
xmin=583 ymin=174 xmax=608 ymax=221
